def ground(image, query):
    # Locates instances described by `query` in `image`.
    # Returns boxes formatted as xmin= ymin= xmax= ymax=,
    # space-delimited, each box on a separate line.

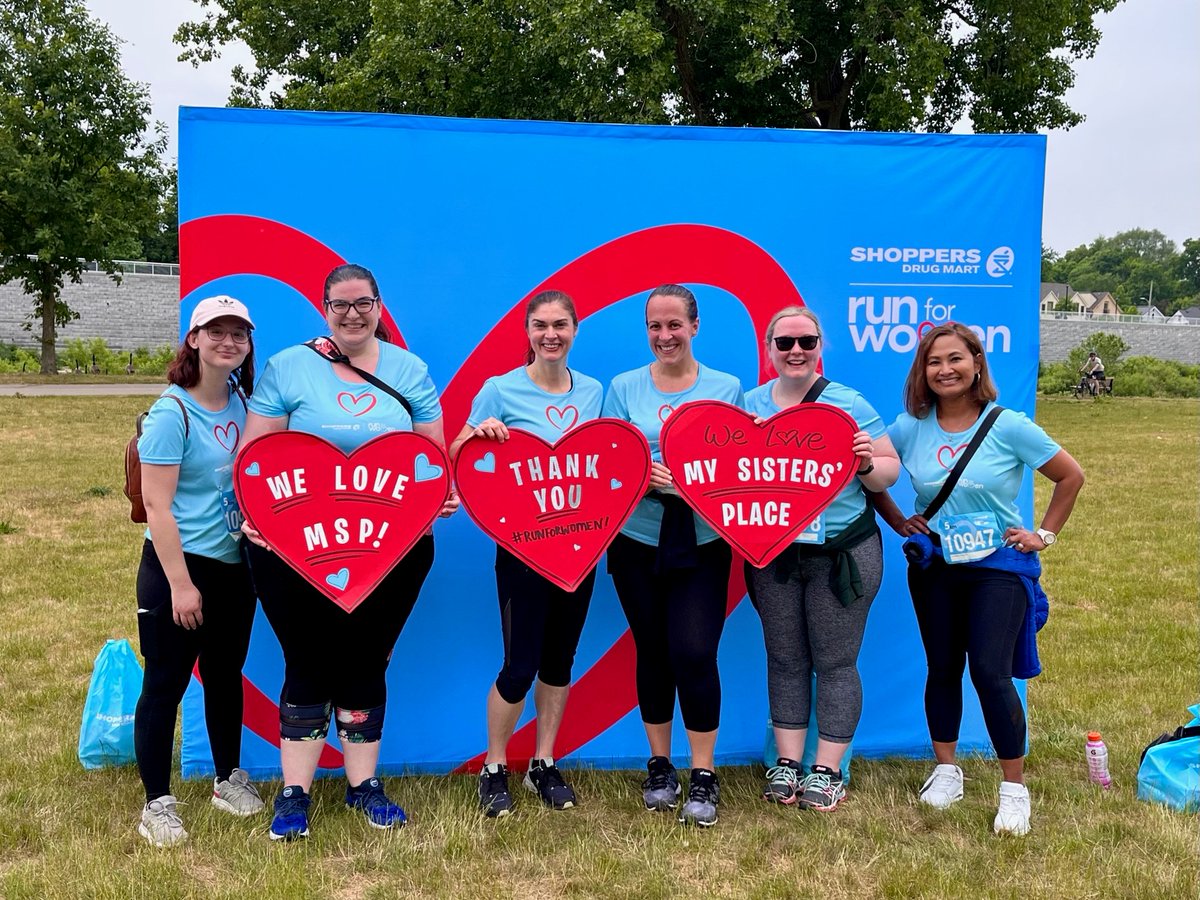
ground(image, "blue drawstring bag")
xmin=78 ymin=639 xmax=143 ymax=769
xmin=1137 ymin=704 xmax=1200 ymax=813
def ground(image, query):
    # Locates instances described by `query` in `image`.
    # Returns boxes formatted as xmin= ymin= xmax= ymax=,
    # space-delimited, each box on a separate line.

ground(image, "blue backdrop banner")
xmin=178 ymin=107 xmax=1045 ymax=777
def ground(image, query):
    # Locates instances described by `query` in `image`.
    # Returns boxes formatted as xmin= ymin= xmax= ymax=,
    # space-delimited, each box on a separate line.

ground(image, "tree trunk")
xmin=38 ymin=267 xmax=57 ymax=375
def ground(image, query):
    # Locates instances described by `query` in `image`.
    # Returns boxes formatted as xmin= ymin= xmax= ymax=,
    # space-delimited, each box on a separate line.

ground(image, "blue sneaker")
xmin=345 ymin=777 xmax=407 ymax=829
xmin=269 ymin=785 xmax=310 ymax=841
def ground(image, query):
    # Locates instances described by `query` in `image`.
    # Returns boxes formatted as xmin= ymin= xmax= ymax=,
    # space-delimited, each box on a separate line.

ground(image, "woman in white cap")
xmin=134 ymin=295 xmax=261 ymax=846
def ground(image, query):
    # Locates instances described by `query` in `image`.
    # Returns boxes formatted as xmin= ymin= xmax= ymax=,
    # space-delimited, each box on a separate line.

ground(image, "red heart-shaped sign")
xmin=660 ymin=400 xmax=860 ymax=568
xmin=454 ymin=421 xmax=652 ymax=592
xmin=234 ymin=431 xmax=451 ymax=612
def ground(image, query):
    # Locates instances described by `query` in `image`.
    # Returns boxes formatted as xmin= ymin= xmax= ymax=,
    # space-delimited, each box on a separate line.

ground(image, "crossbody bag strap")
xmin=304 ymin=337 xmax=414 ymax=417
xmin=920 ymin=405 xmax=1005 ymax=521
xmin=801 ymin=376 xmax=830 ymax=404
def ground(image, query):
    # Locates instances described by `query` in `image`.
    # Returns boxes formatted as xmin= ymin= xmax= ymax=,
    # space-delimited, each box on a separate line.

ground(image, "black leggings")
xmin=493 ymin=547 xmax=595 ymax=704
xmin=607 ymin=534 xmax=732 ymax=733
xmin=909 ymin=558 xmax=1028 ymax=760
xmin=247 ymin=536 xmax=434 ymax=729
xmin=134 ymin=540 xmax=257 ymax=802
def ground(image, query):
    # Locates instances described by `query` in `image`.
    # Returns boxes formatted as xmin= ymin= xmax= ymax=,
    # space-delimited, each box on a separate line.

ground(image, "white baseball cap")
xmin=189 ymin=295 xmax=255 ymax=330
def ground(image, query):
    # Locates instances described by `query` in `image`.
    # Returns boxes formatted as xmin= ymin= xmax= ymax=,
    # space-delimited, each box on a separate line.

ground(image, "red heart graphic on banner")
xmin=234 ymin=431 xmax=451 ymax=612
xmin=454 ymin=421 xmax=651 ymax=591
xmin=660 ymin=400 xmax=860 ymax=568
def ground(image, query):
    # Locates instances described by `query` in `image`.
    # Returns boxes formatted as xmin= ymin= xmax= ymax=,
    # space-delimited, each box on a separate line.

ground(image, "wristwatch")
xmin=858 ymin=461 xmax=875 ymax=476
xmin=1035 ymin=528 xmax=1057 ymax=547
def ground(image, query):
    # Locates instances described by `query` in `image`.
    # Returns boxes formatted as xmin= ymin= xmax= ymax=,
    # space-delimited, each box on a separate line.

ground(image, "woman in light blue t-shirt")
xmin=743 ymin=306 xmax=899 ymax=814
xmin=876 ymin=322 xmax=1084 ymax=837
xmin=450 ymin=290 xmax=604 ymax=819
xmin=241 ymin=264 xmax=458 ymax=840
xmin=134 ymin=295 xmax=261 ymax=846
xmin=602 ymin=283 xmax=743 ymax=828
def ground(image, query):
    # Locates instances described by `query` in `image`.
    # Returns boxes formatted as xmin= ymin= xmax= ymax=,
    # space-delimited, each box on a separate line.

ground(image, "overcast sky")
xmin=88 ymin=0 xmax=1198 ymax=255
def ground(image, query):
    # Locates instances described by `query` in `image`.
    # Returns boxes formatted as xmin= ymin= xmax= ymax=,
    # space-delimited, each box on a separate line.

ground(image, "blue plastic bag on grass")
xmin=78 ymin=639 xmax=143 ymax=769
xmin=762 ymin=674 xmax=854 ymax=782
xmin=1136 ymin=703 xmax=1200 ymax=813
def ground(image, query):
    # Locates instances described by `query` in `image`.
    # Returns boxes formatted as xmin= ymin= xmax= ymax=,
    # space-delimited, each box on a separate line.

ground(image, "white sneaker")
xmin=993 ymin=781 xmax=1031 ymax=836
xmin=212 ymin=768 xmax=265 ymax=816
xmin=918 ymin=763 xmax=964 ymax=809
xmin=138 ymin=795 xmax=188 ymax=847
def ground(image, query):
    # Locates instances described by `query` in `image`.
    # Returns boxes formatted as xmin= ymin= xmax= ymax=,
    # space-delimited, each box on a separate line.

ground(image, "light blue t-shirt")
xmin=467 ymin=366 xmax=603 ymax=442
xmin=250 ymin=342 xmax=442 ymax=452
xmin=603 ymin=364 xmax=744 ymax=546
xmin=138 ymin=384 xmax=247 ymax=564
xmin=889 ymin=402 xmax=1060 ymax=533
xmin=743 ymin=379 xmax=885 ymax=539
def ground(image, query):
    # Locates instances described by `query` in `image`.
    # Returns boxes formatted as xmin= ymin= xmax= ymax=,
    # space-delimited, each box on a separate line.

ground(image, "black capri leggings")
xmin=246 ymin=535 xmax=434 ymax=720
xmin=493 ymin=547 xmax=595 ymax=704
xmin=607 ymin=534 xmax=732 ymax=734
xmin=134 ymin=540 xmax=257 ymax=801
xmin=908 ymin=557 xmax=1028 ymax=760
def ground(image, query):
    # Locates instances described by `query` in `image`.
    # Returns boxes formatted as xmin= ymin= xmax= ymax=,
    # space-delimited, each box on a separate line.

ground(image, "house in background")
xmin=1168 ymin=306 xmax=1200 ymax=325
xmin=1039 ymin=282 xmax=1080 ymax=314
xmin=1071 ymin=290 xmax=1121 ymax=317
xmin=1135 ymin=305 xmax=1166 ymax=321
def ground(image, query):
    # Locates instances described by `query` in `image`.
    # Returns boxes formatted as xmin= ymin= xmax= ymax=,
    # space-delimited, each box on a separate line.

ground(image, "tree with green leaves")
xmin=1044 ymin=229 xmax=1192 ymax=312
xmin=0 ymin=0 xmax=166 ymax=373
xmin=176 ymin=0 xmax=1119 ymax=133
xmin=137 ymin=168 xmax=180 ymax=264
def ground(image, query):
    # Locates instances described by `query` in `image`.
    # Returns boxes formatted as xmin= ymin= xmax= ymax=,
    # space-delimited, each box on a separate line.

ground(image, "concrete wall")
xmin=1039 ymin=318 xmax=1200 ymax=364
xmin=0 ymin=270 xmax=179 ymax=352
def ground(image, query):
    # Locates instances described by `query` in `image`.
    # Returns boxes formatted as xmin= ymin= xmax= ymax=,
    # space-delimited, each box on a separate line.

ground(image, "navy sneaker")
xmin=269 ymin=785 xmax=310 ymax=841
xmin=524 ymin=758 xmax=577 ymax=810
xmin=345 ymin=777 xmax=407 ymax=829
xmin=678 ymin=769 xmax=720 ymax=827
xmin=479 ymin=763 xmax=514 ymax=818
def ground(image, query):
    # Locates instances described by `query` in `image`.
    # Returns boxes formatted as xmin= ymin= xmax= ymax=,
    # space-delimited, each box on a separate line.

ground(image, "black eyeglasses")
xmin=325 ymin=296 xmax=379 ymax=315
xmin=202 ymin=324 xmax=251 ymax=344
xmin=773 ymin=334 xmax=820 ymax=352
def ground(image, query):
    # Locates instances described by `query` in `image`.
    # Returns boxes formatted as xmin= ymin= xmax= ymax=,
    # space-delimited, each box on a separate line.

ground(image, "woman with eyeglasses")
xmin=602 ymin=283 xmax=743 ymax=828
xmin=743 ymin=306 xmax=898 ymax=813
xmin=241 ymin=263 xmax=458 ymax=840
xmin=134 ymin=295 xmax=260 ymax=846
xmin=449 ymin=290 xmax=604 ymax=819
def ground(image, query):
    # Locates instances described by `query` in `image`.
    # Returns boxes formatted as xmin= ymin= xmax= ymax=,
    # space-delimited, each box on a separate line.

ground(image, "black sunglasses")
xmin=773 ymin=334 xmax=820 ymax=352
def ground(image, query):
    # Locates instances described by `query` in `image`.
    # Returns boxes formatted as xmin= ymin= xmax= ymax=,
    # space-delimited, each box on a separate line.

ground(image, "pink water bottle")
xmin=1086 ymin=731 xmax=1111 ymax=788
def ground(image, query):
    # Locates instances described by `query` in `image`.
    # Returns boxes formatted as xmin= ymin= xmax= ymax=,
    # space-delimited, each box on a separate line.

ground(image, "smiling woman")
xmin=237 ymin=262 xmax=459 ymax=842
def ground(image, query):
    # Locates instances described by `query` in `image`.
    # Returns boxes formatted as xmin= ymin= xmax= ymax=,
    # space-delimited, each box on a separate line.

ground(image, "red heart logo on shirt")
xmin=937 ymin=442 xmax=969 ymax=469
xmin=337 ymin=391 xmax=377 ymax=417
xmin=234 ymin=431 xmax=450 ymax=613
xmin=454 ymin=421 xmax=651 ymax=591
xmin=545 ymin=404 xmax=579 ymax=432
xmin=214 ymin=421 xmax=240 ymax=454
xmin=660 ymin=400 xmax=860 ymax=567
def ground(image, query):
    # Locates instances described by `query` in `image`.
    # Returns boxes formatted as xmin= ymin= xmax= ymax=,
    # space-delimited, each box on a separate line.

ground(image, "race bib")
xmin=795 ymin=513 xmax=825 ymax=545
xmin=220 ymin=489 xmax=243 ymax=537
xmin=939 ymin=511 xmax=1000 ymax=564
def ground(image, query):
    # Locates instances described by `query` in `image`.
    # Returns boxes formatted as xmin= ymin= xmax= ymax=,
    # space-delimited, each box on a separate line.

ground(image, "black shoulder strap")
xmin=802 ymin=376 xmax=830 ymax=404
xmin=921 ymin=405 xmax=1005 ymax=521
xmin=138 ymin=393 xmax=189 ymax=439
xmin=304 ymin=337 xmax=414 ymax=417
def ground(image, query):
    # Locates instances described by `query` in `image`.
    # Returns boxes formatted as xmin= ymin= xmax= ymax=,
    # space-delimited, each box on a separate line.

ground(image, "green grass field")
xmin=0 ymin=396 xmax=1195 ymax=899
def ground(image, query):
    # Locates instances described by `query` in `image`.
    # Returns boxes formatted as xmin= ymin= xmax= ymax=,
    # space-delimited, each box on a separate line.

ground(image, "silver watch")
xmin=1035 ymin=528 xmax=1057 ymax=547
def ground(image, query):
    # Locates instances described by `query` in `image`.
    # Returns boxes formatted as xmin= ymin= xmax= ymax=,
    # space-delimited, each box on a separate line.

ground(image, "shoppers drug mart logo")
xmin=847 ymin=294 xmax=1011 ymax=354
xmin=986 ymin=246 xmax=1015 ymax=278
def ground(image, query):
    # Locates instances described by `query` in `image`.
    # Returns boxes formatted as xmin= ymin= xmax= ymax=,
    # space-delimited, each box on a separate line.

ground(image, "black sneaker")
xmin=678 ymin=768 xmax=720 ymax=827
xmin=478 ymin=763 xmax=513 ymax=818
xmin=523 ymin=758 xmax=576 ymax=810
xmin=642 ymin=756 xmax=682 ymax=811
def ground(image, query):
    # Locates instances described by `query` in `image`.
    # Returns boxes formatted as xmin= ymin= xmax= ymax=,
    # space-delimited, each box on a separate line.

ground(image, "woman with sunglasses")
xmin=134 ymin=296 xmax=260 ymax=846
xmin=602 ymin=284 xmax=743 ymax=827
xmin=242 ymin=264 xmax=457 ymax=840
xmin=449 ymin=290 xmax=603 ymax=818
xmin=743 ymin=306 xmax=898 ymax=812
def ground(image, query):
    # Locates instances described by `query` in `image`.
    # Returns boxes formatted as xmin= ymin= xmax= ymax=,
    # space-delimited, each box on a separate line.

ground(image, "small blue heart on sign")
xmin=244 ymin=462 xmax=260 ymax=476
xmin=474 ymin=452 xmax=496 ymax=474
xmin=610 ymin=478 xmax=622 ymax=490
xmin=414 ymin=453 xmax=444 ymax=483
xmin=325 ymin=568 xmax=350 ymax=591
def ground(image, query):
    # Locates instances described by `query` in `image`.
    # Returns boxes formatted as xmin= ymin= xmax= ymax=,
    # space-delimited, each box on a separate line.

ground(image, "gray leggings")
xmin=748 ymin=534 xmax=883 ymax=743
